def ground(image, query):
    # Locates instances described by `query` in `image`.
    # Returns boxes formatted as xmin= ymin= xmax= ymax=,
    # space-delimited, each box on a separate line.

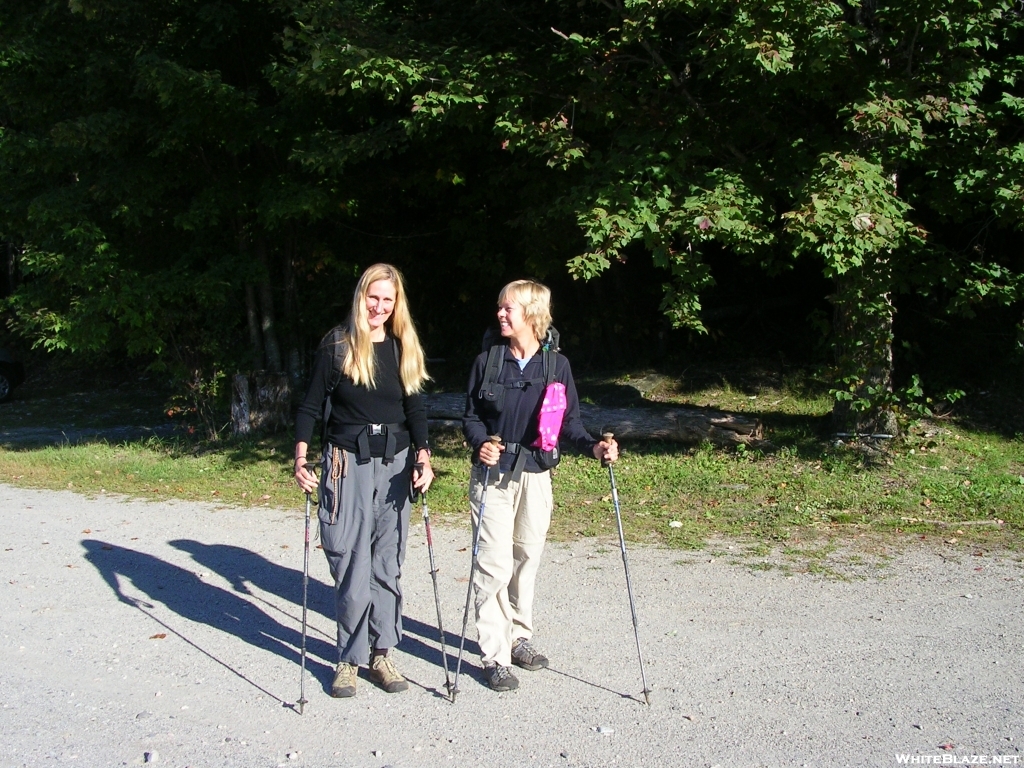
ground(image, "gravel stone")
xmin=1 ymin=484 xmax=1021 ymax=768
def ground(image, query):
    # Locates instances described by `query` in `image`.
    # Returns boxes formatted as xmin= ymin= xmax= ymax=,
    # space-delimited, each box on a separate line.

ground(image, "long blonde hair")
xmin=498 ymin=279 xmax=552 ymax=342
xmin=342 ymin=263 xmax=429 ymax=394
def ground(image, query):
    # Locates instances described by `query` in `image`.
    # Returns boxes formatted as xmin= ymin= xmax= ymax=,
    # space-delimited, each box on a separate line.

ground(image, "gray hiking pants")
xmin=318 ymin=445 xmax=412 ymax=666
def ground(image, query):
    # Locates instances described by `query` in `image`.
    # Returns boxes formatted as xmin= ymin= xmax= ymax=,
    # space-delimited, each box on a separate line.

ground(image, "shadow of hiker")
xmin=167 ymin=539 xmax=335 ymax=638
xmin=166 ymin=539 xmax=472 ymax=695
xmin=81 ymin=539 xmax=337 ymax=700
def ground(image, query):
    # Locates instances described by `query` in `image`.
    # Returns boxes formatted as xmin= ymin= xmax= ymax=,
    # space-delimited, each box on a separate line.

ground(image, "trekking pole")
xmin=602 ymin=432 xmax=651 ymax=706
xmin=452 ymin=435 xmax=501 ymax=702
xmin=415 ymin=463 xmax=453 ymax=700
xmin=298 ymin=461 xmax=317 ymax=715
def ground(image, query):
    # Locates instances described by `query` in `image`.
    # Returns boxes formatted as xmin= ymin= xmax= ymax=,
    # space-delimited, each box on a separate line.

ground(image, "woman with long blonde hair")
xmin=294 ymin=263 xmax=433 ymax=699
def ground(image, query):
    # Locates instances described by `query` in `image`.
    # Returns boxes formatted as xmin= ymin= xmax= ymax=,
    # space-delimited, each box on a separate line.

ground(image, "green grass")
xmin=2 ymin=371 xmax=1022 ymax=554
xmin=0 ymin=436 xmax=294 ymax=507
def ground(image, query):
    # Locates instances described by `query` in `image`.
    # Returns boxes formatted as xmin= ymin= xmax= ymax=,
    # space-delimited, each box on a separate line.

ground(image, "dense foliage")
xmin=2 ymin=0 xmax=1023 ymax=432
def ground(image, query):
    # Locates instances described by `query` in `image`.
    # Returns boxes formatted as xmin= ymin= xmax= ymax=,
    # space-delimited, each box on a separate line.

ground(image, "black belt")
xmin=334 ymin=422 xmax=408 ymax=464
xmin=503 ymin=441 xmax=532 ymax=482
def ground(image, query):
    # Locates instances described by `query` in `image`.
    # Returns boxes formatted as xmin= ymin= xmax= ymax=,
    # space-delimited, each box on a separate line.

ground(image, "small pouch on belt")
xmin=504 ymin=441 xmax=530 ymax=483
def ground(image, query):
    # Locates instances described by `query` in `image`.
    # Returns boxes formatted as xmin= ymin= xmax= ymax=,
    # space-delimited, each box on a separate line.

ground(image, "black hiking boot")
xmin=511 ymin=638 xmax=549 ymax=671
xmin=485 ymin=663 xmax=519 ymax=692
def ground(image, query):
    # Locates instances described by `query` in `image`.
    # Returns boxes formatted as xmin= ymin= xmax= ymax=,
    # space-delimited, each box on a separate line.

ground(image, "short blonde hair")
xmin=342 ymin=263 xmax=429 ymax=394
xmin=498 ymin=279 xmax=552 ymax=342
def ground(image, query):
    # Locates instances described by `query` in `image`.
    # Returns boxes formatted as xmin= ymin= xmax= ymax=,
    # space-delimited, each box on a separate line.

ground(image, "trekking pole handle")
xmin=478 ymin=435 xmax=502 ymax=467
xmin=300 ymin=461 xmax=318 ymax=497
xmin=413 ymin=462 xmax=425 ymax=502
xmin=601 ymin=432 xmax=615 ymax=468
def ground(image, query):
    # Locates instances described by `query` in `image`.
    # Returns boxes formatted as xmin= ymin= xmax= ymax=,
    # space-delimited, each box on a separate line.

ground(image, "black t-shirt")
xmin=295 ymin=336 xmax=428 ymax=456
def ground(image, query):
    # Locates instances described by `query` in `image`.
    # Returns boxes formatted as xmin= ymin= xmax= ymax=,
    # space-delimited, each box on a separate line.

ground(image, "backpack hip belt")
xmin=502 ymin=441 xmax=546 ymax=483
xmin=332 ymin=422 xmax=408 ymax=464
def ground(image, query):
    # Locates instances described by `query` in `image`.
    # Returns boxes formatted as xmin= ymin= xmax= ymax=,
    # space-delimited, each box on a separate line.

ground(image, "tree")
xmin=0 ymin=0 xmax=334 ymax=433
xmin=2 ymin=0 xmax=1022 ymax=433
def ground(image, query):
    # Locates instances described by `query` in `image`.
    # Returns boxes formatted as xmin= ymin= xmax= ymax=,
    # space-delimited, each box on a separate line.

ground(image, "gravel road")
xmin=1 ymin=484 xmax=1021 ymax=768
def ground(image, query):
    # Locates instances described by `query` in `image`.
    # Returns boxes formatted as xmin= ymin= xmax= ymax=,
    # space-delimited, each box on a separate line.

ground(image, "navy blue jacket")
xmin=463 ymin=345 xmax=596 ymax=474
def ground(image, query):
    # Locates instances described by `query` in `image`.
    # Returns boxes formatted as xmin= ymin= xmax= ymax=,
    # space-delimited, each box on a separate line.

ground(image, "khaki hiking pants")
xmin=469 ymin=463 xmax=553 ymax=668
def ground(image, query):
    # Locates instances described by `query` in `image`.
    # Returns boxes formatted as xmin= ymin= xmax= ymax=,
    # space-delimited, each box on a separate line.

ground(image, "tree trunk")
xmin=254 ymin=233 xmax=283 ymax=373
xmin=231 ymin=372 xmax=292 ymax=434
xmin=830 ymin=270 xmax=899 ymax=436
xmin=231 ymin=374 xmax=252 ymax=435
xmin=3 ymin=242 xmax=16 ymax=298
xmin=244 ymin=282 xmax=264 ymax=370
xmin=237 ymin=224 xmax=265 ymax=370
xmin=281 ymin=233 xmax=302 ymax=388
xmin=589 ymin=278 xmax=623 ymax=366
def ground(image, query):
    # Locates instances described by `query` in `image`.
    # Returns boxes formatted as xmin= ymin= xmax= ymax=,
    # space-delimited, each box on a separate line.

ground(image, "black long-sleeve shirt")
xmin=463 ymin=345 xmax=596 ymax=473
xmin=295 ymin=336 xmax=428 ymax=456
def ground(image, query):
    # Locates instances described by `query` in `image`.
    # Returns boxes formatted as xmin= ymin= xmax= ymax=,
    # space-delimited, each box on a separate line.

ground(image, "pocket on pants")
xmin=317 ymin=450 xmax=346 ymax=542
xmin=468 ymin=464 xmax=488 ymax=507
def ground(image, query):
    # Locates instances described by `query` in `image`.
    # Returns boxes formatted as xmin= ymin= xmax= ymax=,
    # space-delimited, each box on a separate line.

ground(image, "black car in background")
xmin=0 ymin=348 xmax=25 ymax=402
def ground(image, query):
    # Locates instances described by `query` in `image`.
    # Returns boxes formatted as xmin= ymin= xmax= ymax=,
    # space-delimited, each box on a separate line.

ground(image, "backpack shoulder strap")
xmin=320 ymin=325 xmax=347 ymax=392
xmin=319 ymin=325 xmax=348 ymax=448
xmin=541 ymin=326 xmax=560 ymax=386
xmin=478 ymin=343 xmax=506 ymax=400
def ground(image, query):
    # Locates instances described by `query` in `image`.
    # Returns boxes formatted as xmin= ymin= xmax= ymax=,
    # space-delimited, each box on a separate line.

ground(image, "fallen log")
xmin=423 ymin=393 xmax=765 ymax=448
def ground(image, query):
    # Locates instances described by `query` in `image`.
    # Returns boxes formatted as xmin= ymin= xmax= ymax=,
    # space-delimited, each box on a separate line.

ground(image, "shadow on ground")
xmin=81 ymin=539 xmax=469 ymax=701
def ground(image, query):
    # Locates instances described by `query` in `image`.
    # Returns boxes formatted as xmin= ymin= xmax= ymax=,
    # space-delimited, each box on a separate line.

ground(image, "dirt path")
xmin=1 ymin=484 xmax=1021 ymax=768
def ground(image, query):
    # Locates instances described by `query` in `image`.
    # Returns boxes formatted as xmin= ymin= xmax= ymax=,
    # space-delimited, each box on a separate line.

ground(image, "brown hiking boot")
xmin=330 ymin=662 xmax=357 ymax=698
xmin=369 ymin=652 xmax=409 ymax=693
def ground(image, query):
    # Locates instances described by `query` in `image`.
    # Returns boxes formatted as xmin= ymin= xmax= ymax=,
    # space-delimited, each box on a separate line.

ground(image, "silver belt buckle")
xmin=368 ymin=423 xmax=384 ymax=436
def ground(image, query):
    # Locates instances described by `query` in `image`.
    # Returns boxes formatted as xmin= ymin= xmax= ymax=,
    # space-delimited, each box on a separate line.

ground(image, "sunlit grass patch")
xmin=2 ymin=374 xmax=1022 ymax=558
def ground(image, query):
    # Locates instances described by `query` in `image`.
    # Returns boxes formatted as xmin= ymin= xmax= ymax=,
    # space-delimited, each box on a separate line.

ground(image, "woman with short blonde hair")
xmin=497 ymin=279 xmax=552 ymax=343
xmin=294 ymin=263 xmax=434 ymax=699
xmin=463 ymin=278 xmax=617 ymax=691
